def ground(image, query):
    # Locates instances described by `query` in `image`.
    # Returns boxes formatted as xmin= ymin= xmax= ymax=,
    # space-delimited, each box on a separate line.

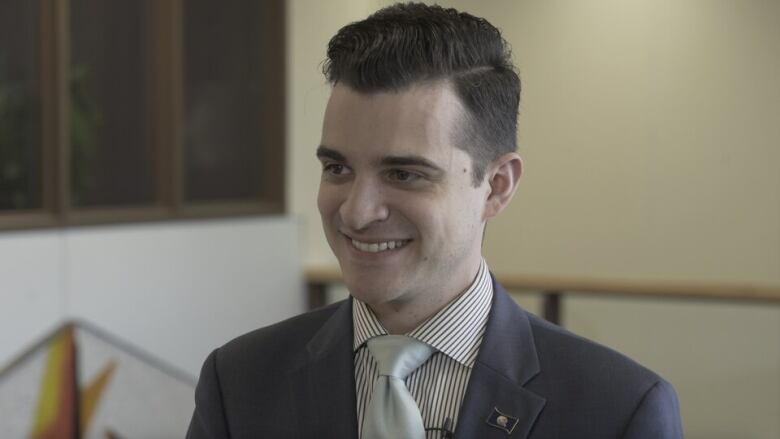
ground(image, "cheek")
xmin=317 ymin=185 xmax=339 ymax=218
xmin=444 ymin=191 xmax=485 ymax=235
xmin=409 ymin=199 xmax=459 ymax=242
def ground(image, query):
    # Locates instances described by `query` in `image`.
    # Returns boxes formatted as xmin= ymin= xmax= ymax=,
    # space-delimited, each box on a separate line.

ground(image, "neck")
xmin=369 ymin=259 xmax=482 ymax=334
xmin=370 ymin=301 xmax=437 ymax=335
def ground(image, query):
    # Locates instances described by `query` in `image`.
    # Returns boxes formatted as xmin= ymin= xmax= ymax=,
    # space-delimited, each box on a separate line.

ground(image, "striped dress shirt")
xmin=352 ymin=259 xmax=493 ymax=439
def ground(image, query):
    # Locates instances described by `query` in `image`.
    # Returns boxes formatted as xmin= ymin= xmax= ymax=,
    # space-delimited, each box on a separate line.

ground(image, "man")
xmin=188 ymin=3 xmax=683 ymax=438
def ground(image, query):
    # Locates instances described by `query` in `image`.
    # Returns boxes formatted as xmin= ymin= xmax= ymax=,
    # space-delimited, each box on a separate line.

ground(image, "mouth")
xmin=344 ymin=234 xmax=411 ymax=253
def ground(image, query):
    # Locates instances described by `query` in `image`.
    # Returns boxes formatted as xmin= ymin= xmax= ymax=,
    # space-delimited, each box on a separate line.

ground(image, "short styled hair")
xmin=323 ymin=2 xmax=520 ymax=184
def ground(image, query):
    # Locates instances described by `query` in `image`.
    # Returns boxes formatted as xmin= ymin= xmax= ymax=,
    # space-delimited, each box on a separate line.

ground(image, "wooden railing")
xmin=305 ymin=267 xmax=780 ymax=325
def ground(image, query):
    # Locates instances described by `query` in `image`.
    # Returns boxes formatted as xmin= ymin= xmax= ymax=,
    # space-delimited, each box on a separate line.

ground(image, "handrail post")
xmin=542 ymin=291 xmax=562 ymax=325
xmin=308 ymin=281 xmax=328 ymax=310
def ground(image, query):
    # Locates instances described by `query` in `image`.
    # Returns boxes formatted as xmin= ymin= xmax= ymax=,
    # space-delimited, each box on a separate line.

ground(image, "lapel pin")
xmin=485 ymin=407 xmax=519 ymax=434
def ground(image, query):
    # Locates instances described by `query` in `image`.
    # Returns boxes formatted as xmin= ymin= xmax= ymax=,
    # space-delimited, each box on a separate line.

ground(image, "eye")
xmin=323 ymin=163 xmax=350 ymax=176
xmin=388 ymin=169 xmax=420 ymax=183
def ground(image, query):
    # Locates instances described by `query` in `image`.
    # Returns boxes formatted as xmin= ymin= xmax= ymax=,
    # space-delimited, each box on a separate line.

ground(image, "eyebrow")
xmin=379 ymin=155 xmax=445 ymax=174
xmin=316 ymin=145 xmax=446 ymax=174
xmin=316 ymin=146 xmax=346 ymax=162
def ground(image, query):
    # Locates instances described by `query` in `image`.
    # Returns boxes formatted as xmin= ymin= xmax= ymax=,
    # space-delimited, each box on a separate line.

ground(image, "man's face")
xmin=317 ymin=82 xmax=491 ymax=310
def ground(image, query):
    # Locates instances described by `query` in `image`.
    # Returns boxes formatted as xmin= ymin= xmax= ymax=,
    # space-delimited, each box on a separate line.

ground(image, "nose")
xmin=339 ymin=178 xmax=389 ymax=231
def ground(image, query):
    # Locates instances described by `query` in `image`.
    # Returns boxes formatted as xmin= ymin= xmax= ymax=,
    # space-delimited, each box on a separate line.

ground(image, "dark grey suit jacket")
xmin=187 ymin=278 xmax=683 ymax=438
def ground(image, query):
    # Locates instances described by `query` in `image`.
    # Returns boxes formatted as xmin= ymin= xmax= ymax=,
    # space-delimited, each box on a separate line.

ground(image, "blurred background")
xmin=1 ymin=0 xmax=778 ymax=437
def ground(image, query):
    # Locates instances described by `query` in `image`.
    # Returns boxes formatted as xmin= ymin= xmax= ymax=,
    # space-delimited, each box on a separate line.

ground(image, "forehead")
xmin=321 ymin=82 xmax=464 ymax=160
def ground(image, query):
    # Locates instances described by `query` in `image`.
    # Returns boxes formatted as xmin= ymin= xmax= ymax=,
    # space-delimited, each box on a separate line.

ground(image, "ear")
xmin=484 ymin=152 xmax=523 ymax=219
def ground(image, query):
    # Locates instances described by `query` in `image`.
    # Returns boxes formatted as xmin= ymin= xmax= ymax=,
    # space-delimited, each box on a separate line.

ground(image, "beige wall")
xmin=288 ymin=0 xmax=372 ymax=267
xmin=288 ymin=1 xmax=780 ymax=437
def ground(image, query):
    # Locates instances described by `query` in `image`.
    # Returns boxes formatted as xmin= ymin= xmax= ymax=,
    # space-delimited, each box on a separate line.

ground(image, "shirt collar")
xmin=352 ymin=258 xmax=493 ymax=368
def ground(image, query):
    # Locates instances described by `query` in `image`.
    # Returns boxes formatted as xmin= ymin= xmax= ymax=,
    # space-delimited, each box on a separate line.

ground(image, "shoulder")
xmin=489 ymin=280 xmax=664 ymax=392
xmin=524 ymin=312 xmax=683 ymax=436
xmin=195 ymin=300 xmax=349 ymax=413
xmin=204 ymin=300 xmax=348 ymax=390
xmin=526 ymin=311 xmax=662 ymax=388
xmin=216 ymin=300 xmax=347 ymax=369
xmin=189 ymin=301 xmax=351 ymax=437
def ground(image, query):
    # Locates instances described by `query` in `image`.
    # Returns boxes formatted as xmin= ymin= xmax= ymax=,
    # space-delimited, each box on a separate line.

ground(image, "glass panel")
xmin=183 ymin=0 xmax=275 ymax=202
xmin=0 ymin=0 xmax=41 ymax=211
xmin=70 ymin=0 xmax=156 ymax=207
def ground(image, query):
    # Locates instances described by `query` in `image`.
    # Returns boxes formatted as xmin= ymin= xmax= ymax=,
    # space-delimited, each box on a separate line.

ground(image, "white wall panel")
xmin=0 ymin=231 xmax=65 ymax=368
xmin=65 ymin=217 xmax=305 ymax=378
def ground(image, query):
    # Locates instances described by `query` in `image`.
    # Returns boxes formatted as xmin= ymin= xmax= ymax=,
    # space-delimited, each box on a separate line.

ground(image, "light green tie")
xmin=362 ymin=335 xmax=437 ymax=439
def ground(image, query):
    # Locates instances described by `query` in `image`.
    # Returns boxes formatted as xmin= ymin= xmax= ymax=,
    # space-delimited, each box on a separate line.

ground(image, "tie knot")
xmin=367 ymin=335 xmax=436 ymax=379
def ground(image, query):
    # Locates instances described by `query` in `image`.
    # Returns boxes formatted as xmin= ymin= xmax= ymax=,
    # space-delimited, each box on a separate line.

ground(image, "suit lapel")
xmin=454 ymin=278 xmax=546 ymax=439
xmin=288 ymin=300 xmax=359 ymax=439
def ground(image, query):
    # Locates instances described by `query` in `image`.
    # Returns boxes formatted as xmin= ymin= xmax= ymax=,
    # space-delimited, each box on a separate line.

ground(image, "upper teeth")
xmin=351 ymin=239 xmax=407 ymax=253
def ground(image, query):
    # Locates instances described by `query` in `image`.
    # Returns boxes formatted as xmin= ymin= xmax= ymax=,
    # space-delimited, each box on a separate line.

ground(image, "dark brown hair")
xmin=323 ymin=2 xmax=520 ymax=184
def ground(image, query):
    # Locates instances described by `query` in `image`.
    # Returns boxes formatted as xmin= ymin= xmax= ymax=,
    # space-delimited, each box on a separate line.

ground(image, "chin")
xmin=342 ymin=273 xmax=403 ymax=305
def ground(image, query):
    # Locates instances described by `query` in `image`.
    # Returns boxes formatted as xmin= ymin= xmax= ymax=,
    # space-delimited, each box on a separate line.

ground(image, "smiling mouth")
xmin=349 ymin=237 xmax=411 ymax=253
